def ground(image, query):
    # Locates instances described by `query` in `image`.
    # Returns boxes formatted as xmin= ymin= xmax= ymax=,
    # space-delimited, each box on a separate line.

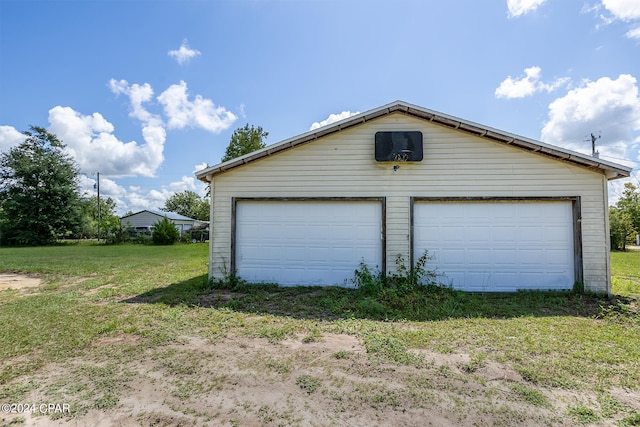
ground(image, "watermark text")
xmin=2 ymin=403 xmax=71 ymax=414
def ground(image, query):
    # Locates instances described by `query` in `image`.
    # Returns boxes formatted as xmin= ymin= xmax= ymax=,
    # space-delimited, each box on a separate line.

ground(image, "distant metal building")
xmin=120 ymin=210 xmax=205 ymax=238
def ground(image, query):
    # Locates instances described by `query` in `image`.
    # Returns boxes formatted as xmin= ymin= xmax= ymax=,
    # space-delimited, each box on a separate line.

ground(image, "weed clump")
xmin=351 ymin=251 xmax=465 ymax=319
xmin=353 ymin=251 xmax=438 ymax=296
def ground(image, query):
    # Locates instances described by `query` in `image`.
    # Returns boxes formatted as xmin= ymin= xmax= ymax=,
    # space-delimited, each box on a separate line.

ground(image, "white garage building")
xmin=195 ymin=101 xmax=631 ymax=293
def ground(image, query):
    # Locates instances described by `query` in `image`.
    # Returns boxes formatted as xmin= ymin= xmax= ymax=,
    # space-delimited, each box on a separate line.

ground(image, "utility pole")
xmin=591 ymin=133 xmax=600 ymax=158
xmin=94 ymin=172 xmax=101 ymax=243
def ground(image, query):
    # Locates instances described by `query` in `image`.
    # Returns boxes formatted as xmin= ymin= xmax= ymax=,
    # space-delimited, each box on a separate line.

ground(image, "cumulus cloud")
xmin=48 ymin=106 xmax=165 ymax=177
xmin=602 ymin=0 xmax=640 ymax=20
xmin=310 ymin=111 xmax=360 ymax=131
xmin=495 ymin=66 xmax=570 ymax=99
xmin=541 ymin=74 xmax=640 ymax=161
xmin=109 ymin=79 xmax=157 ymax=123
xmin=507 ymin=0 xmax=547 ymax=18
xmin=8 ymin=78 xmax=233 ymax=213
xmin=168 ymin=40 xmax=201 ymax=65
xmin=0 ymin=125 xmax=25 ymax=152
xmin=157 ymin=81 xmax=237 ymax=133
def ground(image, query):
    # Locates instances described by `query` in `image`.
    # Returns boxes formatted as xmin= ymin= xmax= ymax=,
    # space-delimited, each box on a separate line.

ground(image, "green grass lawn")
xmin=612 ymin=250 xmax=640 ymax=297
xmin=0 ymin=243 xmax=639 ymax=426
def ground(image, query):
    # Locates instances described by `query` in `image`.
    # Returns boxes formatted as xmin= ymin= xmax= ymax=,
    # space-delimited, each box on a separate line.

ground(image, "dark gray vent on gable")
xmin=374 ymin=131 xmax=423 ymax=162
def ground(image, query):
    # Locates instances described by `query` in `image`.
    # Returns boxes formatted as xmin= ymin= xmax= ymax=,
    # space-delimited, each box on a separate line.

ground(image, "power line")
xmin=598 ymin=116 xmax=640 ymax=132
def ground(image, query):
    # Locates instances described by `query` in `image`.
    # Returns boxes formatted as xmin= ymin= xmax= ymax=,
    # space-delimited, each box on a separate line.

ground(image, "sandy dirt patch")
xmin=0 ymin=273 xmax=42 ymax=291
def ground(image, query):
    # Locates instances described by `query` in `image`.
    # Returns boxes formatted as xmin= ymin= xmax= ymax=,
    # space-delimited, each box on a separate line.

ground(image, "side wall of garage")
xmin=208 ymin=113 xmax=610 ymax=292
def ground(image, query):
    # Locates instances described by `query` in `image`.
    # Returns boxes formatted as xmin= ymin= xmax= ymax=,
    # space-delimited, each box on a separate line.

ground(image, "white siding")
xmin=208 ymin=113 xmax=611 ymax=292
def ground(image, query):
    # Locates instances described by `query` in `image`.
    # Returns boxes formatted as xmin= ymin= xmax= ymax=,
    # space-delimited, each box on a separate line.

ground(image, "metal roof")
xmin=120 ymin=209 xmax=196 ymax=221
xmin=195 ymin=100 xmax=632 ymax=182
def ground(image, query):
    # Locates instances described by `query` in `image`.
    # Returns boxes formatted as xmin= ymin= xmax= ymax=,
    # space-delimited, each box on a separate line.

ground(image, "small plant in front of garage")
xmin=152 ymin=215 xmax=180 ymax=245
xmin=351 ymin=251 xmax=463 ymax=319
xmin=387 ymin=250 xmax=437 ymax=293
xmin=352 ymin=250 xmax=438 ymax=295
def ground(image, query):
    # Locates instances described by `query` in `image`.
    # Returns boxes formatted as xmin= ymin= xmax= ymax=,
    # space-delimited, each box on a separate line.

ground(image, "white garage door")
xmin=414 ymin=201 xmax=575 ymax=292
xmin=236 ymin=200 xmax=383 ymax=286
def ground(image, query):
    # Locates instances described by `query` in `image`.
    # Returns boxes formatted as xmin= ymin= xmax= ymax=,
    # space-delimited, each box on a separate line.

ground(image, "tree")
xmin=0 ymin=127 xmax=83 ymax=245
xmin=609 ymin=182 xmax=640 ymax=250
xmin=221 ymin=124 xmax=268 ymax=163
xmin=152 ymin=215 xmax=180 ymax=245
xmin=616 ymin=182 xmax=640 ymax=232
xmin=162 ymin=190 xmax=209 ymax=220
xmin=609 ymin=206 xmax=636 ymax=250
xmin=78 ymin=196 xmax=124 ymax=243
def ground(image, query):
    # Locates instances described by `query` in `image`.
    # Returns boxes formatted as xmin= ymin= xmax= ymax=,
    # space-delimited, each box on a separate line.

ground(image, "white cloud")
xmin=78 ymin=175 xmax=127 ymax=200
xmin=541 ymin=74 xmax=640 ymax=161
xmin=168 ymin=40 xmax=201 ymax=65
xmin=48 ymin=106 xmax=165 ymax=177
xmin=588 ymin=0 xmax=640 ymax=40
xmin=157 ymin=81 xmax=237 ymax=133
xmin=310 ymin=111 xmax=360 ymax=131
xmin=15 ymin=79 xmax=233 ymax=214
xmin=169 ymin=176 xmax=197 ymax=192
xmin=602 ymin=0 xmax=640 ymax=21
xmin=626 ymin=25 xmax=640 ymax=39
xmin=495 ymin=66 xmax=569 ymax=99
xmin=0 ymin=125 xmax=24 ymax=152
xmin=507 ymin=0 xmax=547 ymax=18
xmin=193 ymin=162 xmax=209 ymax=173
xmin=109 ymin=79 xmax=156 ymax=123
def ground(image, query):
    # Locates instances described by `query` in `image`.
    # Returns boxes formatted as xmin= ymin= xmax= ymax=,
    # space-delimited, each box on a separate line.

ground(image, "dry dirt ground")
xmin=0 ymin=274 xmax=42 ymax=291
xmin=1 ymin=275 xmax=638 ymax=427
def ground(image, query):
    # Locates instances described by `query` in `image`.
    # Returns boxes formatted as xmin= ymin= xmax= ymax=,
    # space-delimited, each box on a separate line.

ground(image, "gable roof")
xmin=195 ymin=100 xmax=632 ymax=182
xmin=120 ymin=209 xmax=196 ymax=221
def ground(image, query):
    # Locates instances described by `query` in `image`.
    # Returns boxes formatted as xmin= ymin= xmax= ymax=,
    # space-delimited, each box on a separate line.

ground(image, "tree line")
xmin=0 ymin=124 xmax=266 ymax=246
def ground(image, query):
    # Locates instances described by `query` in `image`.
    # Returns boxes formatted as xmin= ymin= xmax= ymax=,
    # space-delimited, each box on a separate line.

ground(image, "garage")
xmin=413 ymin=199 xmax=577 ymax=292
xmin=234 ymin=199 xmax=384 ymax=286
xmin=197 ymin=101 xmax=631 ymax=293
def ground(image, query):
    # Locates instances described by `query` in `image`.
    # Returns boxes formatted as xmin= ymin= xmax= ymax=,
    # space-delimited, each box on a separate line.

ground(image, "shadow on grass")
xmin=122 ymin=274 xmax=640 ymax=322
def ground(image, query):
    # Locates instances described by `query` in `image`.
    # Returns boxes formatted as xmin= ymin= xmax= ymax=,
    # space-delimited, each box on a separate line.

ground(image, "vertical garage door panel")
xmin=236 ymin=200 xmax=382 ymax=286
xmin=414 ymin=201 xmax=574 ymax=292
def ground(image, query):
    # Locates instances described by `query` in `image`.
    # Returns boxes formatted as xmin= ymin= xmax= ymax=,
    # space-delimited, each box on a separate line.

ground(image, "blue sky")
xmin=1 ymin=0 xmax=639 ymax=214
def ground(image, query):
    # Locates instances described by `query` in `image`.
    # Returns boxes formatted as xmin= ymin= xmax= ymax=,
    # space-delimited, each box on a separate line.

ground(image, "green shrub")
xmin=152 ymin=216 xmax=180 ymax=245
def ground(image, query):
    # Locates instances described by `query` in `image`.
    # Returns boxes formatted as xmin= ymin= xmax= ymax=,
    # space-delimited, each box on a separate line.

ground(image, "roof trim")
xmin=195 ymin=100 xmax=632 ymax=182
